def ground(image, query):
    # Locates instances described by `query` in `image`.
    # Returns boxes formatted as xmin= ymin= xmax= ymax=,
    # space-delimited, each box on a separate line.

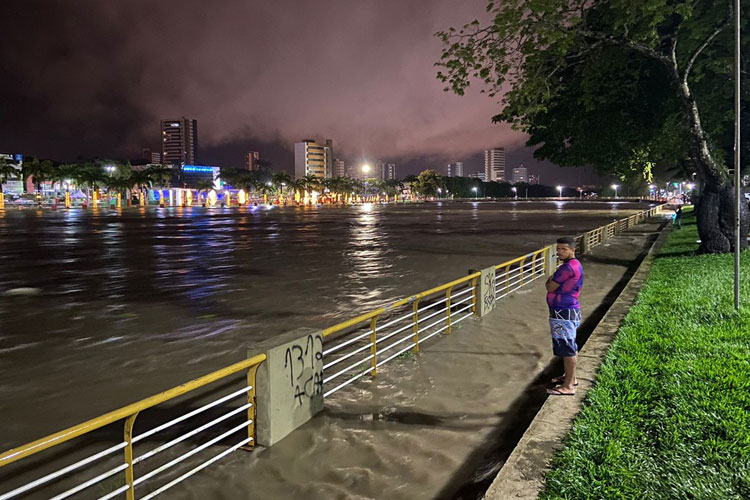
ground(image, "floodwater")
xmin=0 ymin=200 xmax=654 ymax=498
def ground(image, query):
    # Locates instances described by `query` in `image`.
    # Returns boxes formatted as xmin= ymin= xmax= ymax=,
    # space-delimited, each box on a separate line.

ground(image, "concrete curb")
xmin=483 ymin=221 xmax=672 ymax=500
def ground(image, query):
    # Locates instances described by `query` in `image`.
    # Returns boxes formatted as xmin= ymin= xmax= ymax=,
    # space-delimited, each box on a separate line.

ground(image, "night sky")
xmin=0 ymin=0 xmax=597 ymax=183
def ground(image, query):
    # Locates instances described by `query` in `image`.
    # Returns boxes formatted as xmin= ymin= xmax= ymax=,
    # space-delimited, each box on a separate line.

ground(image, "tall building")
xmin=333 ymin=158 xmax=346 ymax=177
xmin=512 ymin=166 xmax=528 ymax=183
xmin=161 ymin=117 xmax=198 ymax=166
xmin=484 ymin=148 xmax=506 ymax=182
xmin=245 ymin=151 xmax=260 ymax=171
xmin=379 ymin=162 xmax=397 ymax=180
xmin=294 ymin=139 xmax=331 ymax=179
xmin=447 ymin=162 xmax=464 ymax=177
xmin=324 ymin=139 xmax=333 ymax=178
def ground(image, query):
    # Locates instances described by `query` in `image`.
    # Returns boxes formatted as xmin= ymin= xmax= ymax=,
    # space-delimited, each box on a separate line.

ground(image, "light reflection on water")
xmin=0 ymin=201 xmax=649 ymax=448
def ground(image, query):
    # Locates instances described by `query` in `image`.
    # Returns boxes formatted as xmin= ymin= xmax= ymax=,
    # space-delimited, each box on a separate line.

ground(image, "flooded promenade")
xmin=0 ymin=201 xmax=652 ymax=459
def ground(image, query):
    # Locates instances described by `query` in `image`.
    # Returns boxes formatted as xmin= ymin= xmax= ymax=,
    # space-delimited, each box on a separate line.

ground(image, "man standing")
xmin=545 ymin=237 xmax=584 ymax=396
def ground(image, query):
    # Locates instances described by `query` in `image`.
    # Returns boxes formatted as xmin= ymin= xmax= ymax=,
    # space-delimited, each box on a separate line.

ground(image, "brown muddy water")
xmin=0 ymin=201 xmax=656 ymax=498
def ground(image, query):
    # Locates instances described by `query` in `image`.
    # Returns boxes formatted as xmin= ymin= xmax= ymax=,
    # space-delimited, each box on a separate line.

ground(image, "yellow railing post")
xmin=412 ymin=299 xmax=421 ymax=353
xmin=471 ymin=276 xmax=478 ymax=315
xmin=123 ymin=412 xmax=139 ymax=500
xmin=370 ymin=316 xmax=378 ymax=375
xmin=243 ymin=363 xmax=261 ymax=451
xmin=445 ymin=287 xmax=453 ymax=334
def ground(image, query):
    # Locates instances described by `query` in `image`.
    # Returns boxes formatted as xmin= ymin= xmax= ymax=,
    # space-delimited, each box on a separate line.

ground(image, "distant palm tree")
xmin=272 ymin=171 xmax=292 ymax=198
xmin=195 ymin=179 xmax=214 ymax=206
xmin=0 ymin=157 xmax=20 ymax=196
xmin=22 ymin=158 xmax=54 ymax=196
xmin=301 ymin=174 xmax=321 ymax=197
xmin=76 ymin=163 xmax=105 ymax=206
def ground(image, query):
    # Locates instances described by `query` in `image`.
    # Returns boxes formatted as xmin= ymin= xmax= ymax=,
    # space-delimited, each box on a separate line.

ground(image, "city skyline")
xmin=0 ymin=0 xmax=600 ymax=184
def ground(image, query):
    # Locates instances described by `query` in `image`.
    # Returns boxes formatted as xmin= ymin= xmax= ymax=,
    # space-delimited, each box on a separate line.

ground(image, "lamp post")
xmin=612 ymin=184 xmax=619 ymax=199
xmin=512 ymin=186 xmax=517 ymax=200
xmin=472 ymin=186 xmax=478 ymax=199
xmin=557 ymin=185 xmax=563 ymax=199
xmin=577 ymin=187 xmax=583 ymax=199
xmin=437 ymin=187 xmax=442 ymax=200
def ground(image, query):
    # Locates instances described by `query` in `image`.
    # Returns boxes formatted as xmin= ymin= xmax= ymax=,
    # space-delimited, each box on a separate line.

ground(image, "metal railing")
xmin=0 ymin=203 xmax=665 ymax=498
xmin=321 ymin=272 xmax=480 ymax=397
xmin=0 ymin=355 xmax=266 ymax=500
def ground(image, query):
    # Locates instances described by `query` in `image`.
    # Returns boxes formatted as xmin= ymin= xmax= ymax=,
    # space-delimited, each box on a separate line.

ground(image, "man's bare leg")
xmin=562 ymin=355 xmax=577 ymax=391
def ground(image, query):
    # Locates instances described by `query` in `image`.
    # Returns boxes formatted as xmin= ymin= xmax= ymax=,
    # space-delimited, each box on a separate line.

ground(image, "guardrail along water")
xmin=0 ymin=204 xmax=664 ymax=499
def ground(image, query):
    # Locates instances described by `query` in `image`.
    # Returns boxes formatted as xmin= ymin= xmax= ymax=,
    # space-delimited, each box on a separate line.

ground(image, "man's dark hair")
xmin=557 ymin=237 xmax=575 ymax=249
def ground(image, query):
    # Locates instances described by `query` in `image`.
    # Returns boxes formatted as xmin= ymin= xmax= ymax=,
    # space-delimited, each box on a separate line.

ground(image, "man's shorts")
xmin=549 ymin=308 xmax=582 ymax=357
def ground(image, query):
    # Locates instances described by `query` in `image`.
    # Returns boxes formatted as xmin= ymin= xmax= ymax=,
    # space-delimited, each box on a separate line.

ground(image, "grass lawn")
xmin=540 ymin=210 xmax=750 ymax=499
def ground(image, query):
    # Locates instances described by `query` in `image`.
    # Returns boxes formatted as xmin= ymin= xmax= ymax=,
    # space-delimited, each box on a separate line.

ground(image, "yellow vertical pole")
xmin=505 ymin=264 xmax=511 ymax=295
xmin=65 ymin=191 xmax=70 ymax=209
xmin=0 ymin=192 xmax=4 ymax=209
xmin=445 ymin=287 xmax=453 ymax=333
xmin=370 ymin=316 xmax=378 ymax=376
xmin=123 ymin=413 xmax=139 ymax=500
xmin=244 ymin=364 xmax=260 ymax=450
xmin=412 ymin=299 xmax=421 ymax=353
xmin=117 ymin=192 xmax=122 ymax=208
xmin=471 ymin=276 xmax=478 ymax=314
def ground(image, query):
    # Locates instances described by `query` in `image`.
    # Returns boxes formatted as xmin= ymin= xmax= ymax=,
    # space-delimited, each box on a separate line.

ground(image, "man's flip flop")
xmin=547 ymin=387 xmax=576 ymax=396
xmin=551 ymin=376 xmax=578 ymax=386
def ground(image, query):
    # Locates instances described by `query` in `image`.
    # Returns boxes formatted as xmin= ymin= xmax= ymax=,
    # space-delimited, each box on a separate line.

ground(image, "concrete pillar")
xmin=472 ymin=266 xmax=497 ymax=317
xmin=579 ymin=232 xmax=590 ymax=255
xmin=249 ymin=327 xmax=324 ymax=447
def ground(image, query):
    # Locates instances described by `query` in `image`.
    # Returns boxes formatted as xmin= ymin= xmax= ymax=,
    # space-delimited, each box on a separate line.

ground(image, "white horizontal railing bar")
xmin=375 ymin=321 xmax=416 ymax=346
xmin=450 ymin=286 xmax=474 ymax=299
xmin=97 ymin=483 xmax=129 ymax=500
xmin=451 ymin=312 xmax=474 ymax=327
xmin=323 ymin=354 xmax=374 ymax=384
xmin=376 ymin=341 xmax=417 ymax=367
xmin=449 ymin=302 xmax=474 ymax=317
xmin=416 ymin=295 xmax=450 ymax=313
xmin=134 ymin=386 xmax=251 ymax=444
xmin=324 ymin=366 xmax=372 ymax=397
xmin=418 ymin=315 xmax=450 ymax=335
xmin=373 ymin=310 xmax=414 ymax=333
xmin=0 ymin=442 xmax=127 ymax=500
xmin=495 ymin=275 xmax=524 ymax=293
xmin=134 ymin=419 xmax=250 ymax=487
xmin=496 ymin=272 xmax=544 ymax=299
xmin=323 ymin=329 xmax=372 ymax=356
xmin=49 ymin=463 xmax=129 ymax=500
xmin=416 ymin=306 xmax=448 ymax=325
xmin=323 ymin=342 xmax=373 ymax=371
xmin=134 ymin=403 xmax=251 ymax=465
xmin=377 ymin=332 xmax=418 ymax=356
xmin=450 ymin=294 xmax=473 ymax=308
xmin=416 ymin=323 xmax=451 ymax=345
xmin=138 ymin=436 xmax=253 ymax=500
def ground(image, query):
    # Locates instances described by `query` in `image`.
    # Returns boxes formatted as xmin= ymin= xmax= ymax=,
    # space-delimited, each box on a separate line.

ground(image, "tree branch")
xmin=682 ymin=15 xmax=730 ymax=84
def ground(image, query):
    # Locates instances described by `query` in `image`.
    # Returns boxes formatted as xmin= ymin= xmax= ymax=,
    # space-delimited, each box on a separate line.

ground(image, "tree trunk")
xmin=696 ymin=181 xmax=749 ymax=254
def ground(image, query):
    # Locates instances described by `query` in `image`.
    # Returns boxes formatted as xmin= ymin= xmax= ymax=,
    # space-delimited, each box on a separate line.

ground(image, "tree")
xmin=195 ymin=179 xmax=214 ymax=205
xmin=21 ymin=158 xmax=54 ymax=195
xmin=0 ymin=157 xmax=20 ymax=195
xmin=412 ymin=169 xmax=442 ymax=197
xmin=437 ymin=0 xmax=749 ymax=253
xmin=301 ymin=174 xmax=321 ymax=196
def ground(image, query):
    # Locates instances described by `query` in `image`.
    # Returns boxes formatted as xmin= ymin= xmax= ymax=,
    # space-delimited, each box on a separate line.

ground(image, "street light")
xmin=557 ymin=185 xmax=563 ymax=199
xmin=472 ymin=186 xmax=478 ymax=199
xmin=437 ymin=187 xmax=442 ymax=199
xmin=362 ymin=164 xmax=371 ymax=176
xmin=612 ymin=184 xmax=619 ymax=198
xmin=511 ymin=186 xmax=517 ymax=199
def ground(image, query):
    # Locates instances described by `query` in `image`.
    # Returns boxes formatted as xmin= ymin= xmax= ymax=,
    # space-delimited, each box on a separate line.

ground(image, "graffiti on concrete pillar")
xmin=284 ymin=334 xmax=324 ymax=406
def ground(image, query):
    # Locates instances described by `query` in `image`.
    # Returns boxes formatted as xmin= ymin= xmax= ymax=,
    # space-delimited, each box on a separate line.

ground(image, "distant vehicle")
xmin=12 ymin=194 xmax=38 ymax=206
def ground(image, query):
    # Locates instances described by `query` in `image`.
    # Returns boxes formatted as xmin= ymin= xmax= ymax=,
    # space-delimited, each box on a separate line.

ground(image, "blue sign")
xmin=14 ymin=154 xmax=22 ymax=161
xmin=182 ymin=165 xmax=215 ymax=173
